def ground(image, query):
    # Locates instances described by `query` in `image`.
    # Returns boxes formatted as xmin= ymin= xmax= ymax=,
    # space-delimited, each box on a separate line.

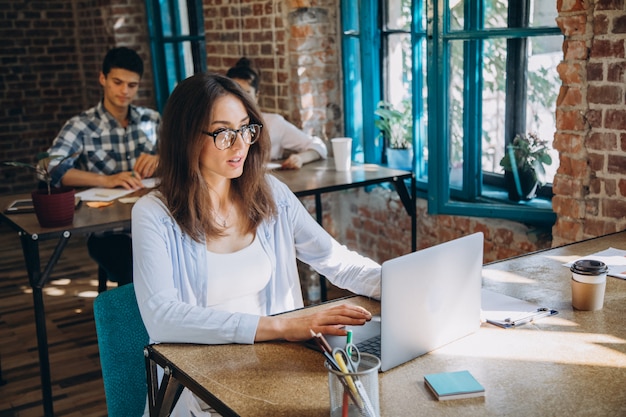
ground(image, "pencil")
xmin=308 ymin=329 xmax=365 ymax=413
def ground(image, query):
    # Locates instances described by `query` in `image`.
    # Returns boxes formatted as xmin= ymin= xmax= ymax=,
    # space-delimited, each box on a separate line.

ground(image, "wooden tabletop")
xmin=271 ymin=158 xmax=412 ymax=196
xmin=149 ymin=231 xmax=626 ymax=416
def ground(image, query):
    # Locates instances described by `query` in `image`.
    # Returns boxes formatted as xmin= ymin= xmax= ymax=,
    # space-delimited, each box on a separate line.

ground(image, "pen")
xmin=507 ymin=308 xmax=554 ymax=327
xmin=343 ymin=330 xmax=353 ymax=417
xmin=334 ymin=352 xmax=360 ymax=405
xmin=346 ymin=330 xmax=353 ymax=356
xmin=309 ymin=330 xmax=364 ymax=413
xmin=333 ymin=352 xmax=377 ymax=417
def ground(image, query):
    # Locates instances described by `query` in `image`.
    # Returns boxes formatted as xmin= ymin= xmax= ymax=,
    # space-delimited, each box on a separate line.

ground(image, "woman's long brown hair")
xmin=156 ymin=72 xmax=276 ymax=242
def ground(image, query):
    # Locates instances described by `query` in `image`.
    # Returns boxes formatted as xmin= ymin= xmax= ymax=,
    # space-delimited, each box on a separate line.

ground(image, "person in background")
xmin=47 ymin=46 xmax=161 ymax=287
xmin=132 ymin=72 xmax=380 ymax=416
xmin=226 ymin=57 xmax=327 ymax=169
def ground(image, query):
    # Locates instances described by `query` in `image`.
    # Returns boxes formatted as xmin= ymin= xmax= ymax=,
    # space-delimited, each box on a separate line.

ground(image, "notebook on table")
xmin=325 ymin=232 xmax=484 ymax=372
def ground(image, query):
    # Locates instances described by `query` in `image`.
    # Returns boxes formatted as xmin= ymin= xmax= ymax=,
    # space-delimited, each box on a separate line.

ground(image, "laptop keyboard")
xmin=356 ymin=335 xmax=381 ymax=358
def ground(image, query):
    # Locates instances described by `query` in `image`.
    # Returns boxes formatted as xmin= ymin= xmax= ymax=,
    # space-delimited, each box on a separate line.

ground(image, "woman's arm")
xmin=281 ymin=149 xmax=322 ymax=169
xmin=265 ymin=113 xmax=328 ymax=164
xmin=255 ymin=304 xmax=372 ymax=342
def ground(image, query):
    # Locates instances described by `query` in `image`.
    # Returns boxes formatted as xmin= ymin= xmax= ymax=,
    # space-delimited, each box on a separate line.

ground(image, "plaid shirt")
xmin=47 ymin=101 xmax=160 ymax=187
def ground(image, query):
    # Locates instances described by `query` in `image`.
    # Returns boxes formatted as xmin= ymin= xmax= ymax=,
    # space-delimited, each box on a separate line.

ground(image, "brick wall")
xmin=4 ymin=0 xmax=624 ymax=263
xmin=553 ymin=0 xmax=626 ymax=246
xmin=205 ymin=0 xmax=342 ymax=141
xmin=0 ymin=0 xmax=153 ymax=194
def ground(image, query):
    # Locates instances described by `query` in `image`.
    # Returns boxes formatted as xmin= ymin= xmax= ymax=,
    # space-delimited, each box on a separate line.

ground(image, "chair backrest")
xmin=94 ymin=283 xmax=149 ymax=417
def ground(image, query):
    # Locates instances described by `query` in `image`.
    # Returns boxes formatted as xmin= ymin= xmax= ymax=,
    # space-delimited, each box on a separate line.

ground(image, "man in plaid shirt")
xmin=47 ymin=46 xmax=160 ymax=288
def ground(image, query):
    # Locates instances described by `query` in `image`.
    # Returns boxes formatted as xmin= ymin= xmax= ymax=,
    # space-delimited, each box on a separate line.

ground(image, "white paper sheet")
xmin=76 ymin=178 xmax=158 ymax=202
xmin=563 ymin=247 xmax=626 ymax=280
xmin=481 ymin=289 xmax=557 ymax=328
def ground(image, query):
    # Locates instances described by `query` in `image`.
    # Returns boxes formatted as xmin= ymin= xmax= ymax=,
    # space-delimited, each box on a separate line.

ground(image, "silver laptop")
xmin=326 ymin=232 xmax=484 ymax=372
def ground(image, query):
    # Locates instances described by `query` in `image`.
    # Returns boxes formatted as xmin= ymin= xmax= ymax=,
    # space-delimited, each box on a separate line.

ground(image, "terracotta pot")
xmin=31 ymin=187 xmax=76 ymax=227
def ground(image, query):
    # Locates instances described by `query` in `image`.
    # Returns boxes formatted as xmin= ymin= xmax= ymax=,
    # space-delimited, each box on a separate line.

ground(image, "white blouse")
xmin=205 ymin=236 xmax=271 ymax=315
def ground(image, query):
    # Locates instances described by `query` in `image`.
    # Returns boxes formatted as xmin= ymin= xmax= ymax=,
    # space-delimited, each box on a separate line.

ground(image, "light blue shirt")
xmin=132 ymin=175 xmax=381 ymax=345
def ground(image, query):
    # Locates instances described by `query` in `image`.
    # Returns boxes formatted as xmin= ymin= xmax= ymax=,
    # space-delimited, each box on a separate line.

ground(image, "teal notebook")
xmin=424 ymin=370 xmax=485 ymax=401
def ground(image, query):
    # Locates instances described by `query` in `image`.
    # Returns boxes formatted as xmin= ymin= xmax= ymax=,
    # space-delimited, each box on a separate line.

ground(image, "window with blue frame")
xmin=342 ymin=0 xmax=562 ymax=225
xmin=144 ymin=0 xmax=207 ymax=112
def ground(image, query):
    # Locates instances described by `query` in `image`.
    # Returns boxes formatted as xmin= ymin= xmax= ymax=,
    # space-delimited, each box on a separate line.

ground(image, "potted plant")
xmin=374 ymin=100 xmax=414 ymax=170
xmin=499 ymin=132 xmax=552 ymax=202
xmin=2 ymin=152 xmax=78 ymax=227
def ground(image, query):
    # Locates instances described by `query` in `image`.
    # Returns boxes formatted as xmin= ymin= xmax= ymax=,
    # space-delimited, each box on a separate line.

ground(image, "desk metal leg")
xmin=145 ymin=345 xmax=239 ymax=417
xmin=312 ymin=193 xmax=329 ymax=301
xmin=146 ymin=359 xmax=184 ymax=417
xmin=20 ymin=231 xmax=71 ymax=417
xmin=392 ymin=174 xmax=417 ymax=252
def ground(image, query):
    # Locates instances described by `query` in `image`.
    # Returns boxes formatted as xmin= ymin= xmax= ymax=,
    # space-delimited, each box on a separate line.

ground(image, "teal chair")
xmin=94 ymin=283 xmax=149 ymax=417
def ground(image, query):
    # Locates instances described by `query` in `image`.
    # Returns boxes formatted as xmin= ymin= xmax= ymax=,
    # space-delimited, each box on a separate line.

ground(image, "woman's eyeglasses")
xmin=202 ymin=123 xmax=263 ymax=150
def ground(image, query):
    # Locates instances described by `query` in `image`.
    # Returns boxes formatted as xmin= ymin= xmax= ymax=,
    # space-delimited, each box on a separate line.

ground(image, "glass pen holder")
xmin=325 ymin=353 xmax=381 ymax=417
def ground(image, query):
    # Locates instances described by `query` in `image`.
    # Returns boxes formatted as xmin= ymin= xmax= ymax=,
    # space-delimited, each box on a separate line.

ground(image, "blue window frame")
xmin=341 ymin=0 xmax=562 ymax=226
xmin=145 ymin=0 xmax=207 ymax=112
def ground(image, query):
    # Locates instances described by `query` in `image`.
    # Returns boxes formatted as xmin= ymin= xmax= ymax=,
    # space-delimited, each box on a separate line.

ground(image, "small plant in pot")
xmin=374 ymin=100 xmax=414 ymax=170
xmin=499 ymin=132 xmax=552 ymax=202
xmin=2 ymin=152 xmax=78 ymax=227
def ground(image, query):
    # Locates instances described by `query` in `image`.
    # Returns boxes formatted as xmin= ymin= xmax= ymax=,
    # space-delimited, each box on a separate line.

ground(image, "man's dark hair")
xmin=102 ymin=47 xmax=144 ymax=77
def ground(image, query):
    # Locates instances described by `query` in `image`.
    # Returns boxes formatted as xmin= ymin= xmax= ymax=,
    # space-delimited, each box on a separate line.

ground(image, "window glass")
xmin=344 ymin=37 xmax=365 ymax=161
xmin=530 ymin=0 xmax=557 ymax=27
xmin=415 ymin=37 xmax=428 ymax=181
xmin=341 ymin=0 xmax=561 ymax=224
xmin=386 ymin=0 xmax=412 ymax=31
xmin=481 ymin=37 xmax=507 ymax=175
xmin=448 ymin=40 xmax=465 ymax=189
xmin=485 ymin=0 xmax=508 ymax=29
xmin=449 ymin=0 xmax=464 ymax=31
xmin=161 ymin=0 xmax=190 ymax=36
xmin=386 ymin=33 xmax=412 ymax=111
xmin=525 ymin=35 xmax=560 ymax=182
xmin=163 ymin=42 xmax=195 ymax=94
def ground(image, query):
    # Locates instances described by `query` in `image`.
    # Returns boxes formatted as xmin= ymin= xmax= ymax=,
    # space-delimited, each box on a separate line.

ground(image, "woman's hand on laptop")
xmin=255 ymin=304 xmax=372 ymax=342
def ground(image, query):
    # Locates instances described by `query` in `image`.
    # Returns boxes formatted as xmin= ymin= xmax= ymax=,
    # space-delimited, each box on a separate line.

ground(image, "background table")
xmin=272 ymin=158 xmax=415 ymax=249
xmin=0 ymin=159 xmax=414 ymax=416
xmin=0 ymin=192 xmax=136 ymax=416
xmin=273 ymin=159 xmax=415 ymax=300
xmin=145 ymin=231 xmax=626 ymax=417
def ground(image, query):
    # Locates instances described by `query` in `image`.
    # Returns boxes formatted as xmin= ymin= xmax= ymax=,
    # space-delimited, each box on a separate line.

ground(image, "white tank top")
xmin=205 ymin=235 xmax=271 ymax=315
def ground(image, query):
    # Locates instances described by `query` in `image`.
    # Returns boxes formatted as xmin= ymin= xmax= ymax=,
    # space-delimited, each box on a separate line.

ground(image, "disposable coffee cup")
xmin=331 ymin=137 xmax=352 ymax=172
xmin=326 ymin=353 xmax=380 ymax=417
xmin=570 ymin=259 xmax=608 ymax=311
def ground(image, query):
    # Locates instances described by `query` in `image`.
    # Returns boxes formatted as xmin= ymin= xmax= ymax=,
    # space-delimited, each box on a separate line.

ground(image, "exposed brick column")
xmin=286 ymin=1 xmax=343 ymax=140
xmin=553 ymin=0 xmax=626 ymax=246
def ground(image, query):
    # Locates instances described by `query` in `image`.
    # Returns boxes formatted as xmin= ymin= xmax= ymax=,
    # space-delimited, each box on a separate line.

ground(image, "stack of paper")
xmin=76 ymin=178 xmax=157 ymax=202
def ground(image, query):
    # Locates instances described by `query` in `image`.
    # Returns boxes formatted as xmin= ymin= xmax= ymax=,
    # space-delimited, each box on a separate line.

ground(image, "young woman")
xmin=131 ymin=72 xmax=380 ymax=416
xmin=226 ymin=57 xmax=328 ymax=169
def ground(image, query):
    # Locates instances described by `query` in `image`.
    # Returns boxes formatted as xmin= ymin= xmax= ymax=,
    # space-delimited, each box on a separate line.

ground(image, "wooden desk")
xmin=273 ymin=159 xmax=415 ymax=300
xmin=272 ymin=159 xmax=415 ymax=251
xmin=0 ymin=160 xmax=413 ymax=416
xmin=145 ymin=231 xmax=626 ymax=417
xmin=0 ymin=193 xmax=136 ymax=417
